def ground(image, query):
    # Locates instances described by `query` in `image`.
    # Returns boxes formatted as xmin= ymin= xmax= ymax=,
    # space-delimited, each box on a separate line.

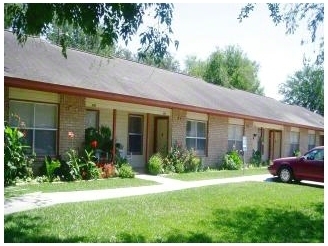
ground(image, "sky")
xmin=123 ymin=2 xmax=322 ymax=100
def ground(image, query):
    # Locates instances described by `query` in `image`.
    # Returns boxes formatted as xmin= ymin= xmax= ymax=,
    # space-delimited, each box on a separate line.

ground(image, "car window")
xmin=314 ymin=149 xmax=324 ymax=161
xmin=305 ymin=149 xmax=324 ymax=161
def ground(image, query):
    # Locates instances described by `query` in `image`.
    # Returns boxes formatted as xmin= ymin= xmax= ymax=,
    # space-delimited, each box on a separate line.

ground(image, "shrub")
xmin=66 ymin=149 xmax=82 ymax=181
xmin=163 ymin=142 xmax=188 ymax=173
xmin=186 ymin=156 xmax=202 ymax=172
xmin=44 ymin=156 xmax=61 ymax=182
xmin=147 ymin=153 xmax=164 ymax=175
xmin=100 ymin=163 xmax=116 ymax=178
xmin=174 ymin=159 xmax=185 ymax=173
xmin=85 ymin=125 xmax=116 ymax=162
xmin=249 ymin=150 xmax=262 ymax=167
xmin=118 ymin=163 xmax=135 ymax=178
xmin=79 ymin=149 xmax=99 ymax=180
xmin=220 ymin=150 xmax=243 ymax=170
xmin=293 ymin=149 xmax=301 ymax=157
xmin=115 ymin=156 xmax=129 ymax=169
xmin=4 ymin=124 xmax=34 ymax=186
xmin=184 ymin=148 xmax=202 ymax=172
xmin=163 ymin=142 xmax=203 ymax=173
xmin=53 ymin=157 xmax=74 ymax=181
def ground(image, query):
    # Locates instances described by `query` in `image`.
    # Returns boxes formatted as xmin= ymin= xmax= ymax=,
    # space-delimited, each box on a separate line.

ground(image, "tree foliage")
xmin=46 ymin=23 xmax=114 ymax=57
xmin=184 ymin=55 xmax=207 ymax=78
xmin=4 ymin=3 xmax=178 ymax=62
xmin=278 ymin=65 xmax=324 ymax=116
xmin=137 ymin=50 xmax=181 ymax=72
xmin=184 ymin=46 xmax=264 ymax=95
xmin=113 ymin=47 xmax=180 ymax=72
xmin=238 ymin=3 xmax=324 ymax=65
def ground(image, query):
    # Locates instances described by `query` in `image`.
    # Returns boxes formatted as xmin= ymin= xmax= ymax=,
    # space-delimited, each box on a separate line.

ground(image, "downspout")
xmin=112 ymin=109 xmax=116 ymax=164
xmin=145 ymin=113 xmax=150 ymax=167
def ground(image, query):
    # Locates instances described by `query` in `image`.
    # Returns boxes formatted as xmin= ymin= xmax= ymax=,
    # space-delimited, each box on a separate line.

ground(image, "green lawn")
xmin=4 ymin=181 xmax=323 ymax=243
xmin=4 ymin=178 xmax=157 ymax=198
xmin=165 ymin=167 xmax=269 ymax=181
xmin=4 ymin=168 xmax=269 ymax=198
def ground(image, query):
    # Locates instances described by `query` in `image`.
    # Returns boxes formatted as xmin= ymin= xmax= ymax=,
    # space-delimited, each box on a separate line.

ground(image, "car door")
xmin=297 ymin=149 xmax=324 ymax=182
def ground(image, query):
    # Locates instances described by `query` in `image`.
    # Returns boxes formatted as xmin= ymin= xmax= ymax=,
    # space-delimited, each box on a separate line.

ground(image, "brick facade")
xmin=171 ymin=109 xmax=187 ymax=148
xmin=205 ymin=115 xmax=228 ymax=167
xmin=5 ymin=85 xmax=324 ymax=169
xmin=299 ymin=128 xmax=308 ymax=154
xmin=282 ymin=126 xmax=290 ymax=157
xmin=244 ymin=119 xmax=254 ymax=161
xmin=59 ymin=94 xmax=86 ymax=157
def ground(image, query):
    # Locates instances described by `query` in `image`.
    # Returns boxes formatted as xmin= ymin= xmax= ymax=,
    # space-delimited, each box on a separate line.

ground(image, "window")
xmin=228 ymin=124 xmax=243 ymax=151
xmin=290 ymin=131 xmax=300 ymax=156
xmin=186 ymin=120 xmax=207 ymax=155
xmin=128 ymin=115 xmax=143 ymax=155
xmin=308 ymin=134 xmax=316 ymax=150
xmin=85 ymin=110 xmax=99 ymax=129
xmin=9 ymin=100 xmax=58 ymax=156
xmin=305 ymin=148 xmax=324 ymax=161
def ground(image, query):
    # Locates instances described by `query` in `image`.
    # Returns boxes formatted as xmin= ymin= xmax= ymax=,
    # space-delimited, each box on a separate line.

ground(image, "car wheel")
xmin=279 ymin=167 xmax=293 ymax=183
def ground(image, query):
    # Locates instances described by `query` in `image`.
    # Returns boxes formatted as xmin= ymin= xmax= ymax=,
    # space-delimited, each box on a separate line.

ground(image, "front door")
xmin=269 ymin=130 xmax=282 ymax=160
xmin=155 ymin=117 xmax=168 ymax=155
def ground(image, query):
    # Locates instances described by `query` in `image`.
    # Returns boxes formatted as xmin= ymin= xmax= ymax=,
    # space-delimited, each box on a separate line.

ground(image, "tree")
xmin=112 ymin=46 xmax=181 ymax=72
xmin=4 ymin=3 xmax=179 ymax=62
xmin=185 ymin=46 xmax=264 ymax=95
xmin=278 ymin=65 xmax=324 ymax=116
xmin=114 ymin=46 xmax=136 ymax=61
xmin=137 ymin=51 xmax=181 ymax=72
xmin=46 ymin=23 xmax=115 ymax=57
xmin=45 ymin=21 xmax=181 ymax=72
xmin=183 ymin=55 xmax=206 ymax=78
xmin=238 ymin=3 xmax=324 ymax=65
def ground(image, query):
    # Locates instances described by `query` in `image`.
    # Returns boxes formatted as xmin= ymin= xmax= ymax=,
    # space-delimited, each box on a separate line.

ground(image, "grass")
xmin=4 ymin=178 xmax=157 ymax=199
xmin=4 ymin=167 xmax=269 ymax=198
xmin=4 ymin=181 xmax=323 ymax=243
xmin=165 ymin=167 xmax=269 ymax=181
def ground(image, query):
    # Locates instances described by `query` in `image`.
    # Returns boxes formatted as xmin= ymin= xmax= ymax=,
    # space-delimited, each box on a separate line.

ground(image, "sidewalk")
xmin=4 ymin=174 xmax=271 ymax=215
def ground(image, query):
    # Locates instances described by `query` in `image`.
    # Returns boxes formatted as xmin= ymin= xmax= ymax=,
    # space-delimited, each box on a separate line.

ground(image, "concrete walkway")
xmin=4 ymin=174 xmax=272 ymax=215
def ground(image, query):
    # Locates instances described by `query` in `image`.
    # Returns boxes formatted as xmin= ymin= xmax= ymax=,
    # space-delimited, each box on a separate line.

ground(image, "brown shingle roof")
xmin=4 ymin=31 xmax=324 ymax=130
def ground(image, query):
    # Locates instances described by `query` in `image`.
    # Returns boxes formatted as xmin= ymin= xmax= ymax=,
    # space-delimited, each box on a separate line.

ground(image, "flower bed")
xmin=97 ymin=162 xmax=116 ymax=178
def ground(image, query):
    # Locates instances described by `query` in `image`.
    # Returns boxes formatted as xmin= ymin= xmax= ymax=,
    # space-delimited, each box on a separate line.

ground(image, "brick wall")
xmin=315 ymin=131 xmax=324 ymax=146
xmin=171 ymin=109 xmax=187 ymax=147
xmin=282 ymin=126 xmax=290 ymax=157
xmin=299 ymin=128 xmax=308 ymax=154
xmin=59 ymin=94 xmax=86 ymax=157
xmin=244 ymin=120 xmax=254 ymax=161
xmin=205 ymin=115 xmax=228 ymax=167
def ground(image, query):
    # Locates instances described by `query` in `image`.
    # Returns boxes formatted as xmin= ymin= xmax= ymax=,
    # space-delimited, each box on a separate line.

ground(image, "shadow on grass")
xmin=4 ymin=214 xmax=85 ymax=243
xmin=163 ymin=231 xmax=213 ymax=243
xmin=209 ymin=204 xmax=324 ymax=243
xmin=4 ymin=194 xmax=323 ymax=243
xmin=5 ymin=202 xmax=323 ymax=243
xmin=117 ymin=231 xmax=213 ymax=243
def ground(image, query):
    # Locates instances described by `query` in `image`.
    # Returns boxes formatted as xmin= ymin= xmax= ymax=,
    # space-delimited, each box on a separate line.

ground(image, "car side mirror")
xmin=300 ymin=156 xmax=306 ymax=161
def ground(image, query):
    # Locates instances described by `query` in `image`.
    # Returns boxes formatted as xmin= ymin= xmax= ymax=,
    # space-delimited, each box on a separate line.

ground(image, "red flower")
xmin=91 ymin=140 xmax=98 ymax=149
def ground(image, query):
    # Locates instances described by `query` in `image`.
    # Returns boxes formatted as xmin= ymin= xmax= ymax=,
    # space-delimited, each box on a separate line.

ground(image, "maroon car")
xmin=268 ymin=146 xmax=324 ymax=183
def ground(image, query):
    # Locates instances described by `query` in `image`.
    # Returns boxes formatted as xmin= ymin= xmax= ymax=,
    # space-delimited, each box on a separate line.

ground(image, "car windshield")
xmin=304 ymin=149 xmax=324 ymax=161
